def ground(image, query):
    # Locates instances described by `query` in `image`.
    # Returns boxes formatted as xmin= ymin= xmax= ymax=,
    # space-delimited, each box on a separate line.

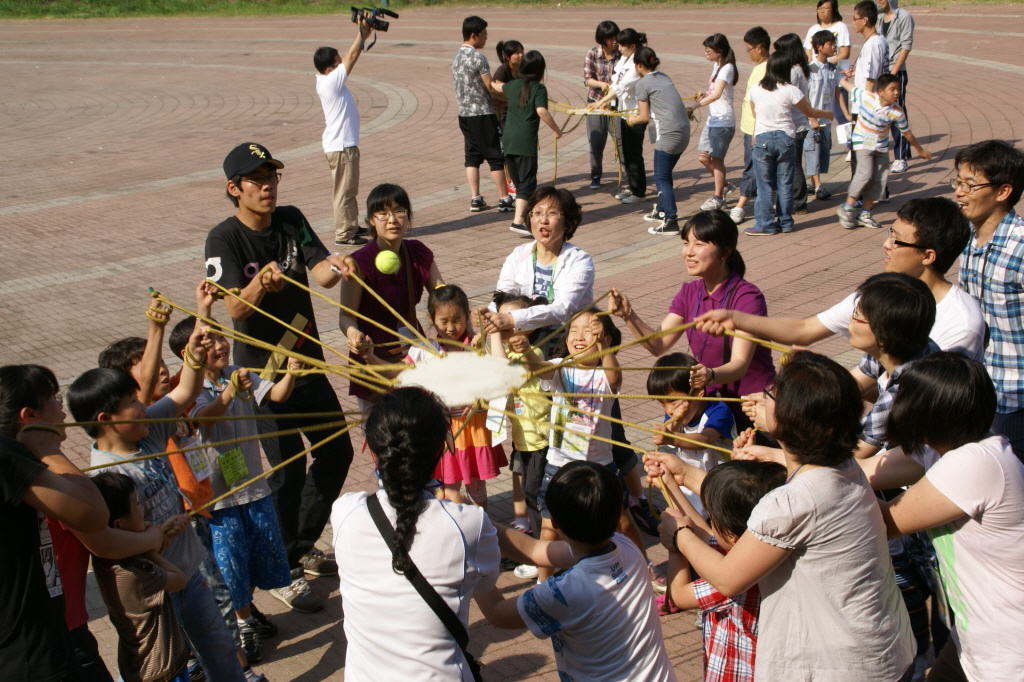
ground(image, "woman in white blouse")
xmin=589 ymin=28 xmax=649 ymax=204
xmin=480 ymin=186 xmax=594 ymax=342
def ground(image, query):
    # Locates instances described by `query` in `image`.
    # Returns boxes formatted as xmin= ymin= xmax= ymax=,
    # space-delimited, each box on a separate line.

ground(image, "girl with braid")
xmin=330 ymin=388 xmax=500 ymax=682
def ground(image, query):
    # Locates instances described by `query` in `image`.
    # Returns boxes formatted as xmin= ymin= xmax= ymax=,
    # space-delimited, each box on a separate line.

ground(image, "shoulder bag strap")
xmin=365 ymin=493 xmax=471 ymax=651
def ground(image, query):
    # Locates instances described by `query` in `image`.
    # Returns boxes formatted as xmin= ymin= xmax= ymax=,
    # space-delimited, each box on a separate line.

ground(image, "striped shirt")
xmin=850 ymin=87 xmax=908 ymax=153
xmin=959 ymin=210 xmax=1024 ymax=413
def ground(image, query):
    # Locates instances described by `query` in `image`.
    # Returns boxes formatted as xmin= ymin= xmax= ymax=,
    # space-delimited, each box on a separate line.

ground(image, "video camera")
xmin=351 ymin=6 xmax=399 ymax=33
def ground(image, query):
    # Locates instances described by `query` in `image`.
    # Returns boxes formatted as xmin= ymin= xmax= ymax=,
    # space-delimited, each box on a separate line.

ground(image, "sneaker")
xmin=269 ymin=576 xmax=323 ymax=613
xmin=620 ymin=194 xmax=645 ymax=204
xmin=509 ymin=222 xmax=531 ymax=236
xmin=238 ymin=618 xmax=263 ymax=664
xmin=496 ymin=195 xmax=515 ymax=213
xmin=629 ymin=501 xmax=661 ymax=536
xmin=648 ymin=218 xmax=680 ymax=235
xmin=837 ymin=205 xmax=858 ymax=230
xmin=700 ymin=195 xmax=727 ymax=211
xmin=501 ymin=557 xmax=520 ymax=572
xmin=299 ymin=547 xmax=337 ymax=576
xmin=891 ymin=159 xmax=908 ymax=173
xmin=248 ymin=603 xmax=278 ymax=639
xmin=815 ymin=186 xmax=832 ymax=201
xmin=506 ymin=179 xmax=517 ymax=196
xmin=187 ymin=658 xmax=206 ymax=682
xmin=649 ymin=562 xmax=667 ymax=595
xmin=470 ymin=196 xmax=486 ymax=212
xmin=858 ymin=210 xmax=882 ymax=229
xmin=243 ymin=669 xmax=266 ymax=682
xmin=723 ymin=182 xmax=738 ymax=197
xmin=334 ymin=236 xmax=368 ymax=246
xmin=513 ymin=563 xmax=540 ymax=580
xmin=614 ymin=188 xmax=632 ymax=200
xmin=729 ymin=206 xmax=746 ymax=224
xmin=643 ymin=205 xmax=665 ymax=222
xmin=589 ymin=176 xmax=601 ymax=190
xmin=845 ymin=150 xmax=852 ymax=162
xmin=744 ymin=226 xmax=777 ymax=236
xmin=356 ymin=226 xmax=370 ymax=237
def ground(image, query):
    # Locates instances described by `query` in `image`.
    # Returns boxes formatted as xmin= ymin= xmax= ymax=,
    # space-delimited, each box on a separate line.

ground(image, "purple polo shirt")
xmin=668 ymin=275 xmax=776 ymax=405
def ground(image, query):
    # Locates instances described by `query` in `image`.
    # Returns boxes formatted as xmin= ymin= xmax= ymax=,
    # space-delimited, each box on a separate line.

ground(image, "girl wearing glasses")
xmin=338 ymin=183 xmax=445 ymax=412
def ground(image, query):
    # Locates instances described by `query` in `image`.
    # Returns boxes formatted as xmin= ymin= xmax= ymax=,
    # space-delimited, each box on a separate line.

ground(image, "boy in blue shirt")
xmin=648 ymin=353 xmax=736 ymax=517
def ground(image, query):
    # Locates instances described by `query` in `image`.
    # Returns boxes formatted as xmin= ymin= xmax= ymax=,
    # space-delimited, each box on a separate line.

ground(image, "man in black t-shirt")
xmin=205 ymin=143 xmax=355 ymax=613
xmin=1 ymin=430 xmax=114 ymax=682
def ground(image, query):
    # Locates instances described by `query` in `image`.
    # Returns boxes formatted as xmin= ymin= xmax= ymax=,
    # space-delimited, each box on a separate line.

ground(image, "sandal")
xmin=656 ymin=593 xmax=683 ymax=616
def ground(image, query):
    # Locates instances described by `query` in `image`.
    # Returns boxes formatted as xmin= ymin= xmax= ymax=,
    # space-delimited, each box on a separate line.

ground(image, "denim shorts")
xmin=697 ymin=125 xmax=735 ymax=158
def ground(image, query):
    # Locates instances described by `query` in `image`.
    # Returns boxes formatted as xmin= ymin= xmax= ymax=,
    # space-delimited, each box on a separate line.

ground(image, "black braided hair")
xmin=365 ymin=387 xmax=451 ymax=574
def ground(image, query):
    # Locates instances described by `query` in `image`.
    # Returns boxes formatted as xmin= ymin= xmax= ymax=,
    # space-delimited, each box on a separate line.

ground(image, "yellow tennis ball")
xmin=375 ymin=249 xmax=401 ymax=275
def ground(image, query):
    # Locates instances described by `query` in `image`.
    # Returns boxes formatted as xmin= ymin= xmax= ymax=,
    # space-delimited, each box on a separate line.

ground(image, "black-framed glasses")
xmin=763 ymin=387 xmax=775 ymax=401
xmin=950 ymin=178 xmax=994 ymax=194
xmin=241 ymin=172 xmax=282 ymax=187
xmin=886 ymin=226 xmax=928 ymax=250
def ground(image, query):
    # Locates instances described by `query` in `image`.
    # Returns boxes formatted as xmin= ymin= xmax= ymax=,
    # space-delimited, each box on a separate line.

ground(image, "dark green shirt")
xmin=501 ymin=80 xmax=548 ymax=157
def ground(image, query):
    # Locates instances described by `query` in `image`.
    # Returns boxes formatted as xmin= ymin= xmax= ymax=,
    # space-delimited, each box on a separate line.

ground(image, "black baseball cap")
xmin=223 ymin=142 xmax=284 ymax=179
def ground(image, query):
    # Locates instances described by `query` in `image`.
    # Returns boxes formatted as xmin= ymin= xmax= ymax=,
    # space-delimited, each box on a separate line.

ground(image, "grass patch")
xmin=0 ymin=0 xmax=1019 ymax=19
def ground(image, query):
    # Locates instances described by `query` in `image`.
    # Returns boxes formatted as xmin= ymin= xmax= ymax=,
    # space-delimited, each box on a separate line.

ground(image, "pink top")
xmin=668 ymin=275 xmax=776 ymax=416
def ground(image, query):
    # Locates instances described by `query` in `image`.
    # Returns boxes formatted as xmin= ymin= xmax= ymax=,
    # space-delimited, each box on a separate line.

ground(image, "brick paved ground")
xmin=2 ymin=4 xmax=1023 ymax=680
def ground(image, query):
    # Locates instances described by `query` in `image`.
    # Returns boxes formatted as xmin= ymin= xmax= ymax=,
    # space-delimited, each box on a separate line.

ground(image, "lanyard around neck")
xmin=532 ymin=246 xmax=559 ymax=301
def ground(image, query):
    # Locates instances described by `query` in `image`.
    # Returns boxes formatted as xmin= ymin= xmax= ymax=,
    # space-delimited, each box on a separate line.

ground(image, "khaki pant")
xmin=326 ymin=147 xmax=360 ymax=241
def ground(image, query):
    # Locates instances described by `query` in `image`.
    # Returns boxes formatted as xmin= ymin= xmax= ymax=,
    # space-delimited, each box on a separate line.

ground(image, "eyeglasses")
xmin=851 ymin=310 xmax=869 ymax=324
xmin=241 ymin=173 xmax=281 ymax=187
xmin=50 ymin=392 xmax=63 ymax=406
xmin=886 ymin=226 xmax=928 ymax=250
xmin=372 ymin=209 xmax=409 ymax=221
xmin=950 ymin=179 xmax=994 ymax=194
xmin=745 ymin=45 xmax=757 ymax=52
xmin=763 ymin=387 xmax=775 ymax=401
xmin=528 ymin=211 xmax=563 ymax=220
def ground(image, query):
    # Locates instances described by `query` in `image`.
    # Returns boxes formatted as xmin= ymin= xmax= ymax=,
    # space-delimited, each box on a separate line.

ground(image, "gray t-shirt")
xmin=789 ymin=66 xmax=810 ymax=133
xmin=747 ymin=460 xmax=915 ymax=682
xmin=879 ymin=8 xmax=914 ymax=72
xmin=90 ymin=397 xmax=205 ymax=579
xmin=451 ymin=45 xmax=493 ymax=117
xmin=633 ymin=72 xmax=690 ymax=154
xmin=191 ymin=367 xmax=274 ymax=511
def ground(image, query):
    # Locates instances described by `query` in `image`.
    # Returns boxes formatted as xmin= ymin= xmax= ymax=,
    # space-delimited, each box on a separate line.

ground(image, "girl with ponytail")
xmin=606 ymin=210 xmax=776 ymax=429
xmin=694 ymin=33 xmax=739 ymax=212
xmin=331 ymin=387 xmax=500 ymax=681
xmin=491 ymin=39 xmax=524 ymax=125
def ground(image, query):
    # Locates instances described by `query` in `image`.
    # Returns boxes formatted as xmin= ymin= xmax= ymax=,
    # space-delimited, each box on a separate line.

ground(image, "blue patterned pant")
xmin=208 ymin=496 xmax=292 ymax=610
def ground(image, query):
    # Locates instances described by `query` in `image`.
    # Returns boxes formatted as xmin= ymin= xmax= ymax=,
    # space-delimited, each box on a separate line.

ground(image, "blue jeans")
xmin=653 ymin=149 xmax=682 ymax=220
xmin=740 ymin=133 xmax=756 ymax=198
xmin=752 ymin=130 xmax=796 ymax=233
xmin=169 ymin=571 xmax=246 ymax=682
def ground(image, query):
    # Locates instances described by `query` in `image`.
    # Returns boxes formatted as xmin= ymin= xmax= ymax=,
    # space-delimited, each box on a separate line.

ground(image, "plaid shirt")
xmin=693 ymin=537 xmax=759 ymax=682
xmin=858 ymin=340 xmax=941 ymax=447
xmin=583 ymin=45 xmax=620 ymax=103
xmin=958 ymin=209 xmax=1024 ymax=413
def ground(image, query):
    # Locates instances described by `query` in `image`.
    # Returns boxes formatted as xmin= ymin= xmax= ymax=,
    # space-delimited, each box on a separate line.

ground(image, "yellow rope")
xmin=271 ymin=270 xmax=440 ymax=358
xmin=493 ymin=405 xmax=647 ymax=455
xmin=527 ymin=289 xmax=614 ymax=359
xmin=46 ymin=410 xmax=359 ymax=429
xmin=80 ymin=419 xmax=352 ymax=472
xmin=148 ymin=290 xmax=391 ymax=394
xmin=189 ymin=419 xmax=362 ymax=515
xmin=228 ymin=369 xmax=250 ymax=402
xmin=535 ymin=392 xmax=742 ymax=402
xmin=528 ymin=393 xmax=733 ymax=455
xmin=344 ymin=270 xmax=440 ymax=357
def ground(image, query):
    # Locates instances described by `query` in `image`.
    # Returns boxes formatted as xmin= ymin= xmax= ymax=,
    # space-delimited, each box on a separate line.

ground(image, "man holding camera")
xmin=314 ymin=16 xmax=374 ymax=246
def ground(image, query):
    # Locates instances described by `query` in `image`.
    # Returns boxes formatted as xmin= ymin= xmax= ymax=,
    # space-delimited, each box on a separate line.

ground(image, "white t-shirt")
xmin=855 ymin=34 xmax=889 ymax=90
xmin=747 ymin=460 xmax=914 ymax=681
xmin=542 ymin=364 xmax=617 ymax=467
xmin=816 ymin=286 xmax=986 ymax=362
xmin=517 ymin=533 xmax=677 ymax=682
xmin=331 ymin=489 xmax=500 ymax=682
xmin=749 ymin=83 xmax=805 ymax=138
xmin=803 ymin=22 xmax=852 ymax=72
xmin=924 ymin=435 xmax=1024 ymax=682
xmin=706 ymin=63 xmax=736 ymax=127
xmin=316 ymin=64 xmax=360 ymax=152
xmin=609 ymin=56 xmax=641 ymax=112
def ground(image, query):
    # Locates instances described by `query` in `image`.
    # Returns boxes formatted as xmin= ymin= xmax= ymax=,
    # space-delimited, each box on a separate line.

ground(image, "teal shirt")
xmin=501 ymin=80 xmax=548 ymax=157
